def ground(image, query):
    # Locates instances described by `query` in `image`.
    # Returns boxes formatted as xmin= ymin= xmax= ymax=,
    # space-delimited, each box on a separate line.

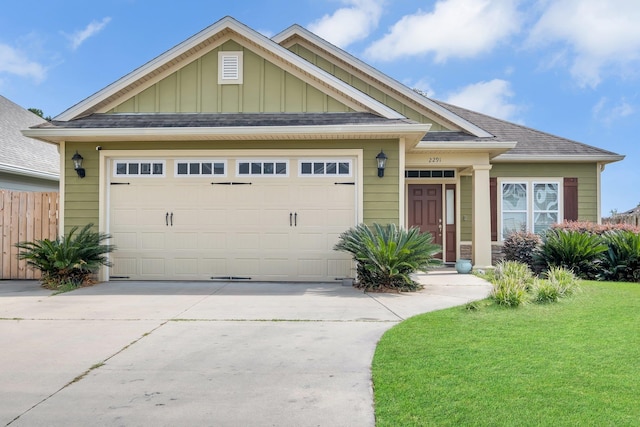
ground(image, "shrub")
xmin=490 ymin=261 xmax=534 ymax=307
xmin=494 ymin=260 xmax=535 ymax=290
xmin=544 ymin=266 xmax=580 ymax=297
xmin=533 ymin=266 xmax=580 ymax=302
xmin=600 ymin=230 xmax=640 ymax=282
xmin=491 ymin=276 xmax=529 ymax=307
xmin=16 ymin=223 xmax=114 ymax=290
xmin=502 ymin=231 xmax=541 ymax=270
xmin=334 ymin=223 xmax=442 ymax=291
xmin=535 ymin=229 xmax=608 ymax=279
xmin=552 ymin=220 xmax=640 ymax=235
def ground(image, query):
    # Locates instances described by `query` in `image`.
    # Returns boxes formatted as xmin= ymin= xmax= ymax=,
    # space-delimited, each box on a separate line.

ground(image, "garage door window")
xmin=114 ymin=161 xmax=165 ymax=177
xmin=237 ymin=160 xmax=288 ymax=176
xmin=175 ymin=160 xmax=226 ymax=177
xmin=299 ymin=160 xmax=352 ymax=177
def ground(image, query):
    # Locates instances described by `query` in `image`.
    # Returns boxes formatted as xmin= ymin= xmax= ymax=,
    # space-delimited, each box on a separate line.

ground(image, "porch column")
xmin=472 ymin=164 xmax=493 ymax=268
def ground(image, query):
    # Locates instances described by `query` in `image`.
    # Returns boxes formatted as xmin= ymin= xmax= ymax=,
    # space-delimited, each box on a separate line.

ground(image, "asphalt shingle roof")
xmin=37 ymin=112 xmax=417 ymax=129
xmin=432 ymin=100 xmax=621 ymax=158
xmin=0 ymin=95 xmax=59 ymax=176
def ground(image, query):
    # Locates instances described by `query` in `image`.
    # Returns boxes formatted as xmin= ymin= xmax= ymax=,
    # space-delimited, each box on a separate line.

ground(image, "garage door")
xmin=108 ymin=156 xmax=356 ymax=281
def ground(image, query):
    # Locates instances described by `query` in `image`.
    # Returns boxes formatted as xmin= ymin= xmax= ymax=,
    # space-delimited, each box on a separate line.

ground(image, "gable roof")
xmin=55 ymin=16 xmax=403 ymax=121
xmin=433 ymin=100 xmax=624 ymax=163
xmin=272 ymin=24 xmax=493 ymax=138
xmin=0 ymin=95 xmax=59 ymax=180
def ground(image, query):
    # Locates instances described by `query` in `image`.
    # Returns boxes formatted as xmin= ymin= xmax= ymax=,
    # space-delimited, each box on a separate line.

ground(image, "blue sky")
xmin=1 ymin=0 xmax=638 ymax=217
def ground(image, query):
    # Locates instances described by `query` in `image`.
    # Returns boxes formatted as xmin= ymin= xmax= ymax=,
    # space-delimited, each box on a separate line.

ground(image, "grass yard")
xmin=372 ymin=281 xmax=640 ymax=426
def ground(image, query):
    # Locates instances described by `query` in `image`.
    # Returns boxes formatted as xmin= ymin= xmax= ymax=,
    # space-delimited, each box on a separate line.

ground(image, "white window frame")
xmin=236 ymin=159 xmax=289 ymax=177
xmin=174 ymin=160 xmax=227 ymax=177
xmin=218 ymin=51 xmax=243 ymax=84
xmin=113 ymin=160 xmax=166 ymax=177
xmin=298 ymin=159 xmax=353 ymax=177
xmin=499 ymin=178 xmax=562 ymax=240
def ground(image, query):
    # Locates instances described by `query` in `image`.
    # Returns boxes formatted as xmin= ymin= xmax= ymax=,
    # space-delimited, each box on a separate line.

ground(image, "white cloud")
xmin=308 ymin=0 xmax=384 ymax=48
xmin=592 ymin=97 xmax=635 ymax=125
xmin=445 ymin=79 xmax=521 ymax=121
xmin=365 ymin=0 xmax=521 ymax=62
xmin=66 ymin=17 xmax=112 ymax=51
xmin=528 ymin=1 xmax=640 ymax=88
xmin=0 ymin=43 xmax=46 ymax=82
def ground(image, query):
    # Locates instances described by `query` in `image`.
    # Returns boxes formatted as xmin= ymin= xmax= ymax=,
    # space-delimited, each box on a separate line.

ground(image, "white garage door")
xmin=108 ymin=156 xmax=356 ymax=281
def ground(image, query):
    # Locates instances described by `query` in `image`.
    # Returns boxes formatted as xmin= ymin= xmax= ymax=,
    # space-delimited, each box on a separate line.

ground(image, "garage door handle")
xmin=290 ymin=212 xmax=292 ymax=227
xmin=166 ymin=212 xmax=169 ymax=226
xmin=294 ymin=212 xmax=297 ymax=227
xmin=170 ymin=212 xmax=173 ymax=227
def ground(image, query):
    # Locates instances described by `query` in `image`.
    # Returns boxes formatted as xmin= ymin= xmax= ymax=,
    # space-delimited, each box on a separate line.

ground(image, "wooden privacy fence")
xmin=0 ymin=190 xmax=59 ymax=280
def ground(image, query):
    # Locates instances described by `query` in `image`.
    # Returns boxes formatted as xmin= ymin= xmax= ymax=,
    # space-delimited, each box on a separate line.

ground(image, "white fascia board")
xmin=492 ymin=154 xmax=626 ymax=164
xmin=273 ymin=25 xmax=493 ymax=138
xmin=23 ymin=123 xmax=432 ymax=143
xmin=56 ymin=17 xmax=403 ymax=121
xmin=0 ymin=162 xmax=59 ymax=181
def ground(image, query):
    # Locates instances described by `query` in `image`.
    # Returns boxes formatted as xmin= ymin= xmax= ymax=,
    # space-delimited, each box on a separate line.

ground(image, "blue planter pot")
xmin=455 ymin=259 xmax=473 ymax=274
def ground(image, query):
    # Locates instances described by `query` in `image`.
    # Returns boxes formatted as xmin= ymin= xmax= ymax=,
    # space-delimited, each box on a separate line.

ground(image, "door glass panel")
xmin=446 ymin=189 xmax=455 ymax=225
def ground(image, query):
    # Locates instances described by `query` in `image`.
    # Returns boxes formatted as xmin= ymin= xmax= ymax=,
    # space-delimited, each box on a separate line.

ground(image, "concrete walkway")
xmin=0 ymin=271 xmax=491 ymax=427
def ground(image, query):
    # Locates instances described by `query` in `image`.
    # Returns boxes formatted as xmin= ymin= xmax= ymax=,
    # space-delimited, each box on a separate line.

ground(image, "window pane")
xmin=239 ymin=162 xmax=249 ymax=175
xmin=326 ymin=162 xmax=337 ymax=174
xmin=406 ymin=171 xmax=419 ymax=178
xmin=534 ymin=183 xmax=558 ymax=211
xmin=116 ymin=163 xmax=126 ymax=175
xmin=503 ymin=183 xmax=527 ymax=210
xmin=301 ymin=162 xmax=312 ymax=174
xmin=128 ymin=163 xmax=139 ymax=175
xmin=534 ymin=212 xmax=558 ymax=234
xmin=177 ymin=163 xmax=188 ymax=175
xmin=153 ymin=163 xmax=163 ymax=175
xmin=251 ymin=162 xmax=261 ymax=174
xmin=202 ymin=163 xmax=212 ymax=175
xmin=276 ymin=163 xmax=287 ymax=175
xmin=314 ymin=162 xmax=324 ymax=174
xmin=263 ymin=162 xmax=274 ymax=174
xmin=419 ymin=171 xmax=431 ymax=178
xmin=189 ymin=163 xmax=200 ymax=175
xmin=339 ymin=162 xmax=349 ymax=174
xmin=213 ymin=163 xmax=224 ymax=175
xmin=141 ymin=163 xmax=151 ymax=175
xmin=502 ymin=212 xmax=527 ymax=237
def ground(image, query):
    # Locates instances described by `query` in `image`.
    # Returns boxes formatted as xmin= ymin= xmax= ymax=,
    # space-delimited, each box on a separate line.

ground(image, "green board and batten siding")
xmin=110 ymin=41 xmax=352 ymax=114
xmin=63 ymin=140 xmax=400 ymax=234
xmin=286 ymin=43 xmax=450 ymax=131
xmin=459 ymin=163 xmax=599 ymax=241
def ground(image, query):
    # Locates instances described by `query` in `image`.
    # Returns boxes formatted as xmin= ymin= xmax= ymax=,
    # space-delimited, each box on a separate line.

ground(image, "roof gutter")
xmin=0 ymin=162 xmax=59 ymax=181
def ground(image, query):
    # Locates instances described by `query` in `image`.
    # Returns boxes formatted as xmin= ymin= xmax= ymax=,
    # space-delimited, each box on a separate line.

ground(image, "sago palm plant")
xmin=16 ymin=223 xmax=114 ymax=289
xmin=534 ymin=228 xmax=608 ymax=279
xmin=334 ymin=223 xmax=441 ymax=291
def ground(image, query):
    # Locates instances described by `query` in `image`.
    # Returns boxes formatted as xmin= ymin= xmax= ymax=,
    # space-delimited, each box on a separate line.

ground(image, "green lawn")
xmin=372 ymin=281 xmax=640 ymax=426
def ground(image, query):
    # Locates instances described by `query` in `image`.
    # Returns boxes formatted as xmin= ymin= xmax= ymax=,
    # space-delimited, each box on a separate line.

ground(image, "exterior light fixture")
xmin=376 ymin=150 xmax=388 ymax=178
xmin=72 ymin=151 xmax=85 ymax=178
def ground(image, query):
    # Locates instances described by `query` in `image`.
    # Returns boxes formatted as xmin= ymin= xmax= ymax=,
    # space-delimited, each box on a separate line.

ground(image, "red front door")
xmin=408 ymin=184 xmax=443 ymax=259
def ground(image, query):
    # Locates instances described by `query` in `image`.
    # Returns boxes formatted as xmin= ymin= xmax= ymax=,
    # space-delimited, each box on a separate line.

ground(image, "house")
xmin=23 ymin=16 xmax=623 ymax=282
xmin=1 ymin=95 xmax=59 ymax=191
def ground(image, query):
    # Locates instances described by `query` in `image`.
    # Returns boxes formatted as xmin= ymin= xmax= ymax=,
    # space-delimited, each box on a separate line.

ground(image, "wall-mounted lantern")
xmin=376 ymin=150 xmax=388 ymax=178
xmin=72 ymin=151 xmax=85 ymax=178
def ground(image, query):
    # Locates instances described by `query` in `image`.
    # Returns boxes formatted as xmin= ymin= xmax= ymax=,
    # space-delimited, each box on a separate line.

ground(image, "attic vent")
xmin=218 ymin=51 xmax=243 ymax=84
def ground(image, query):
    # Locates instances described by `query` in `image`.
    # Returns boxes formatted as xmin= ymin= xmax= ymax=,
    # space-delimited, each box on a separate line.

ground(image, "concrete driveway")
xmin=0 ymin=272 xmax=490 ymax=427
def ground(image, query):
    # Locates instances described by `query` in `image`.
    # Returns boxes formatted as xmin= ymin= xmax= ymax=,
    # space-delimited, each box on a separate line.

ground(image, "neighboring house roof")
xmin=0 ymin=95 xmax=59 ymax=180
xmin=621 ymin=205 xmax=640 ymax=215
xmin=432 ymin=100 xmax=624 ymax=163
